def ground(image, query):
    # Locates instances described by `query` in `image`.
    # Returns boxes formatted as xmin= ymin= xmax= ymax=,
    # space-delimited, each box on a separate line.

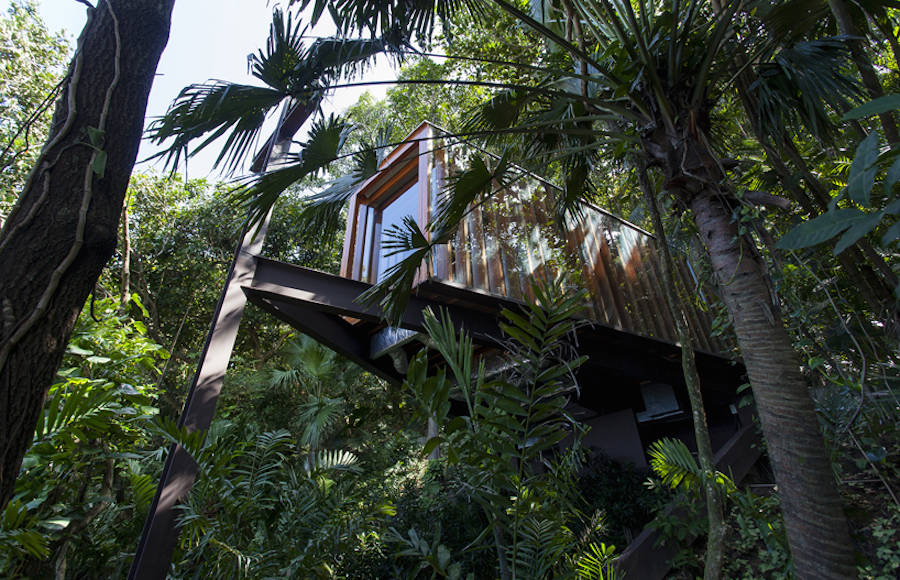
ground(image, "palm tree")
xmin=148 ymin=6 xmax=404 ymax=210
xmin=267 ymin=335 xmax=349 ymax=452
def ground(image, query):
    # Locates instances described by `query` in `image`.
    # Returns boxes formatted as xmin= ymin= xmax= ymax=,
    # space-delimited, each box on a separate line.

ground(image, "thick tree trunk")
xmin=688 ymin=188 xmax=856 ymax=579
xmin=0 ymin=0 xmax=175 ymax=509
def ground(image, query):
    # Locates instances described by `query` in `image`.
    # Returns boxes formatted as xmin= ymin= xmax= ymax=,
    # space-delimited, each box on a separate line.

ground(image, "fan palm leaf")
xmin=147 ymin=82 xmax=286 ymax=173
xmin=147 ymin=6 xmax=405 ymax=174
xmin=647 ymin=437 xmax=734 ymax=492
xmin=303 ymin=449 xmax=360 ymax=474
xmin=297 ymin=395 xmax=345 ymax=449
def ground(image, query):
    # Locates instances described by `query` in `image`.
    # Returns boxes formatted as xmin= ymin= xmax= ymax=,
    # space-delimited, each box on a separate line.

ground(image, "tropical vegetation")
xmin=0 ymin=0 xmax=899 ymax=578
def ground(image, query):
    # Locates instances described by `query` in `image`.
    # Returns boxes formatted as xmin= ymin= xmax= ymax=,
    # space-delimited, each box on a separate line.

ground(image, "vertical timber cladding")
xmin=428 ymin=132 xmax=729 ymax=355
xmin=337 ymin=122 xmax=730 ymax=356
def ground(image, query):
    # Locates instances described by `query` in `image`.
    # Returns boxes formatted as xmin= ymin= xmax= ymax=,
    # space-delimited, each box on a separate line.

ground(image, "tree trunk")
xmin=637 ymin=165 xmax=724 ymax=580
xmin=0 ymin=0 xmax=175 ymax=509
xmin=688 ymin=187 xmax=856 ymax=579
xmin=828 ymin=0 xmax=900 ymax=145
xmin=870 ymin=11 xmax=900 ymax=75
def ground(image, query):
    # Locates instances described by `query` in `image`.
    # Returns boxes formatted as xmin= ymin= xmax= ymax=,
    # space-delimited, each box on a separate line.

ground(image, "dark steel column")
xmin=127 ymin=211 xmax=271 ymax=579
xmin=128 ymin=99 xmax=316 ymax=578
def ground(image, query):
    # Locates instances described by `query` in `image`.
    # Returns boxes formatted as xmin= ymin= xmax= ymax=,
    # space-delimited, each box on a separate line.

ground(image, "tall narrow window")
xmin=376 ymin=182 xmax=419 ymax=282
xmin=359 ymin=205 xmax=375 ymax=282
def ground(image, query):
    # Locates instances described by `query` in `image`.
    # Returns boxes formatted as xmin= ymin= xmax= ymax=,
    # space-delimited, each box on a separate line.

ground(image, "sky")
xmin=20 ymin=0 xmax=395 ymax=178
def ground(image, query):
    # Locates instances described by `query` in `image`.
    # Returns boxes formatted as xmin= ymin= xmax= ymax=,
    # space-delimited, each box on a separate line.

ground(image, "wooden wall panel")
xmin=342 ymin=134 xmax=730 ymax=356
xmin=490 ymin=196 xmax=727 ymax=352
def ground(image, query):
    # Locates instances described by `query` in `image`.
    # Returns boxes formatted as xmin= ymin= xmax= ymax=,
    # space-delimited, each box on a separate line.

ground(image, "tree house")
xmin=242 ymin=122 xmax=752 ymax=469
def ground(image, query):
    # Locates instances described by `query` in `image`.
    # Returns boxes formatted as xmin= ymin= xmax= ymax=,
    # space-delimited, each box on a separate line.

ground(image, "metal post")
xmin=127 ymin=209 xmax=272 ymax=579
xmin=129 ymin=100 xmax=311 ymax=578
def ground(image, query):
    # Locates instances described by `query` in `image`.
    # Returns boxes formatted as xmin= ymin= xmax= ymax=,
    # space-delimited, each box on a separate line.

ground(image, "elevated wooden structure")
xmin=340 ymin=123 xmax=727 ymax=353
xmin=246 ymin=122 xmax=747 ymax=468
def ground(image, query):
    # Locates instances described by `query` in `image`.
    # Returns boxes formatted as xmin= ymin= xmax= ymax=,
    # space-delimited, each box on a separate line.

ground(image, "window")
xmin=353 ymin=179 xmax=421 ymax=283
xmin=375 ymin=183 xmax=419 ymax=282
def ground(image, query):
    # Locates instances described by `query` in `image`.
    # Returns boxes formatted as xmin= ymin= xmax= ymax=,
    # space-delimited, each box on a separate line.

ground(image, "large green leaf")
xmin=885 ymin=157 xmax=900 ymax=194
xmin=776 ymin=208 xmax=865 ymax=250
xmin=847 ymin=132 xmax=880 ymax=206
xmin=842 ymin=94 xmax=900 ymax=121
xmin=880 ymin=220 xmax=900 ymax=246
xmin=833 ymin=211 xmax=885 ymax=255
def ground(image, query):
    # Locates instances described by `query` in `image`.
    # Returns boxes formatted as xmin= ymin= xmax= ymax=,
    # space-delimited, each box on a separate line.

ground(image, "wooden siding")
xmin=426 ymin=146 xmax=730 ymax=354
xmin=342 ymin=124 xmax=730 ymax=355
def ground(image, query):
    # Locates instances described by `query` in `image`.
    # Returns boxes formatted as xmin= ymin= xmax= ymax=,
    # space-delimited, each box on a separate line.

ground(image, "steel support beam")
xmin=248 ymin=257 xmax=507 ymax=341
xmin=245 ymin=292 xmax=402 ymax=383
xmin=128 ymin=215 xmax=270 ymax=579
xmin=129 ymin=101 xmax=302 ymax=578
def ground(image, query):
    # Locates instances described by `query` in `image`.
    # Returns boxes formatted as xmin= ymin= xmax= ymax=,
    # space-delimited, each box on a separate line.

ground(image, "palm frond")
xmin=421 ymin=307 xmax=477 ymax=398
xmin=0 ymin=500 xmax=50 ymax=560
xmin=357 ymin=215 xmax=433 ymax=322
xmin=146 ymin=82 xmax=285 ymax=173
xmin=281 ymin=335 xmax=338 ymax=381
xmin=464 ymin=86 xmax=539 ymax=136
xmin=280 ymin=121 xmax=389 ymax=242
xmin=313 ymin=0 xmax=480 ymax=44
xmin=303 ymin=449 xmax=361 ymax=474
xmin=750 ymin=38 xmax=861 ymax=143
xmin=234 ymin=430 xmax=292 ymax=494
xmin=758 ymin=0 xmax=833 ymax=44
xmin=33 ymin=378 xmax=116 ymax=442
xmin=575 ymin=542 xmax=617 ymax=579
xmin=296 ymin=35 xmax=405 ymax=88
xmin=297 ymin=395 xmax=345 ymax=448
xmin=129 ymin=472 xmax=157 ymax=513
xmin=233 ymin=114 xmax=358 ymax=227
xmin=433 ymin=149 xmax=515 ymax=234
xmin=150 ymin=6 xmax=401 ymax=175
xmin=648 ymin=437 xmax=701 ymax=490
xmin=268 ymin=367 xmax=305 ymax=391
xmin=249 ymin=7 xmax=308 ymax=93
xmin=151 ymin=415 xmax=210 ymax=465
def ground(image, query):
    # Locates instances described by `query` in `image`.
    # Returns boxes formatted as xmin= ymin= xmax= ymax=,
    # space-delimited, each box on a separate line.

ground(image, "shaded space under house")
xmin=131 ymin=121 xmax=761 ymax=579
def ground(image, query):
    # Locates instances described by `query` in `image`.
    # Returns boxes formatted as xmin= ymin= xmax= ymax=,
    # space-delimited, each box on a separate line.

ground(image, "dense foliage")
xmin=1 ymin=0 xmax=900 ymax=578
xmin=0 ymin=0 xmax=68 ymax=221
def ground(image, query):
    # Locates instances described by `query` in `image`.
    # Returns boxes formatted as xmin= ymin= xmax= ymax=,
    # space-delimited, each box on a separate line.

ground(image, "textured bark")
xmin=0 ymin=0 xmax=175 ymax=509
xmin=688 ymin=188 xmax=856 ymax=579
xmin=642 ymin=117 xmax=855 ymax=576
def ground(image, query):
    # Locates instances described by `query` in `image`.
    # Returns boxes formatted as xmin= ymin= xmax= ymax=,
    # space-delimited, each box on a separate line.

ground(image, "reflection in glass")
xmin=377 ymin=183 xmax=419 ymax=282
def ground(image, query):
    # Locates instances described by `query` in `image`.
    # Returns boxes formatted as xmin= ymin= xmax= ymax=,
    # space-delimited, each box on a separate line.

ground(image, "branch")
xmin=743 ymin=190 xmax=791 ymax=210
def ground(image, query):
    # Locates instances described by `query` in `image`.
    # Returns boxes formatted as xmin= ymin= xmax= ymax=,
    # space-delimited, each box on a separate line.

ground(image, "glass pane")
xmin=360 ymin=206 xmax=375 ymax=282
xmin=377 ymin=183 xmax=419 ymax=282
